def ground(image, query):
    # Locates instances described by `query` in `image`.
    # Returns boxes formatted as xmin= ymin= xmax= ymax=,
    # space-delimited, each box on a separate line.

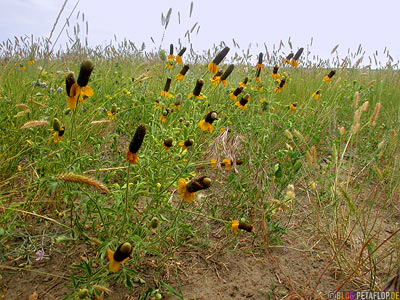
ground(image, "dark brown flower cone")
xmin=77 ymin=60 xmax=94 ymax=87
xmin=129 ymin=124 xmax=146 ymax=154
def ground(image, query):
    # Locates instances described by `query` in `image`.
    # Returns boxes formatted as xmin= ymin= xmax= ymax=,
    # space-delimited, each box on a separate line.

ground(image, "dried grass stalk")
xmin=16 ymin=103 xmax=30 ymax=110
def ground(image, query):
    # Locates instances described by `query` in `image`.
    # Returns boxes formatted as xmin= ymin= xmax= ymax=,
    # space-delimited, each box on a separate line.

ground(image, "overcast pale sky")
xmin=1 ymin=0 xmax=399 ymax=63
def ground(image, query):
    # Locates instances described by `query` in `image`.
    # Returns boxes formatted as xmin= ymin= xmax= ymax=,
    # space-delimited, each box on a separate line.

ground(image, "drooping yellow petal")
xmin=323 ymin=76 xmax=331 ymax=82
xmin=198 ymin=120 xmax=214 ymax=133
xmin=67 ymin=96 xmax=77 ymax=109
xmin=53 ymin=132 xmax=58 ymax=143
xmin=232 ymin=220 xmax=239 ymax=234
xmin=177 ymin=179 xmax=187 ymax=195
xmin=126 ymin=150 xmax=138 ymax=164
xmin=208 ymin=62 xmax=218 ymax=74
xmin=81 ymin=85 xmax=94 ymax=97
xmin=256 ymin=63 xmax=265 ymax=70
xmin=176 ymin=74 xmax=185 ymax=81
xmin=210 ymin=159 xmax=217 ymax=168
xmin=290 ymin=60 xmax=299 ymax=68
xmin=176 ymin=56 xmax=182 ymax=65
xmin=312 ymin=92 xmax=320 ymax=100
xmin=229 ymin=93 xmax=237 ymax=100
xmin=107 ymin=249 xmax=121 ymax=273
xmin=222 ymin=159 xmax=232 ymax=170
xmin=177 ymin=178 xmax=195 ymax=202
xmin=235 ymin=101 xmax=246 ymax=110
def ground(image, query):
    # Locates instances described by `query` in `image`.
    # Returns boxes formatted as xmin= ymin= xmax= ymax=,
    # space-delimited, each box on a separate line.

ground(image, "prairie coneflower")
xmin=20 ymin=64 xmax=26 ymax=70
xmin=198 ymin=111 xmax=218 ymax=133
xmin=28 ymin=59 xmax=35 ymax=65
xmin=221 ymin=159 xmax=232 ymax=170
xmin=159 ymin=109 xmax=169 ymax=123
xmin=290 ymin=48 xmax=304 ymax=68
xmin=176 ymin=65 xmax=189 ymax=81
xmin=312 ymin=90 xmax=321 ymax=100
xmin=272 ymin=66 xmax=280 ymax=79
xmin=168 ymin=44 xmax=174 ymax=60
xmin=208 ymin=46 xmax=230 ymax=74
xmin=274 ymin=79 xmax=286 ymax=93
xmin=179 ymin=139 xmax=194 ymax=151
xmin=220 ymin=64 xmax=234 ymax=87
xmin=284 ymin=53 xmax=294 ymax=64
xmin=256 ymin=52 xmax=265 ymax=70
xmin=323 ymin=70 xmax=336 ymax=82
xmin=176 ymin=47 xmax=186 ymax=65
xmin=177 ymin=176 xmax=212 ymax=202
xmin=210 ymin=70 xmax=223 ymax=86
xmin=52 ymin=118 xmax=65 ymax=143
xmin=210 ymin=159 xmax=217 ymax=168
xmin=77 ymin=60 xmax=95 ymax=101
xmin=239 ymin=77 xmax=248 ymax=87
xmin=229 ymin=86 xmax=244 ymax=100
xmin=165 ymin=44 xmax=175 ymax=70
xmin=107 ymin=242 xmax=132 ymax=273
xmin=160 ymin=77 xmax=172 ymax=98
xmin=126 ymin=124 xmax=146 ymax=164
xmin=235 ymin=94 xmax=250 ymax=110
xmin=107 ymin=103 xmax=118 ymax=120
xmin=232 ymin=220 xmax=253 ymax=234
xmin=256 ymin=67 xmax=261 ymax=83
xmin=173 ymin=94 xmax=182 ymax=110
xmin=66 ymin=72 xmax=79 ymax=109
xmin=289 ymin=103 xmax=297 ymax=110
xmin=66 ymin=60 xmax=94 ymax=109
xmin=188 ymin=79 xmax=205 ymax=100
xmin=162 ymin=137 xmax=173 ymax=150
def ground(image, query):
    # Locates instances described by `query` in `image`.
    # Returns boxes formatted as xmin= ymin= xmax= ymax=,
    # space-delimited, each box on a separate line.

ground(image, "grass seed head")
xmin=57 ymin=172 xmax=108 ymax=193
xmin=21 ymin=120 xmax=49 ymax=129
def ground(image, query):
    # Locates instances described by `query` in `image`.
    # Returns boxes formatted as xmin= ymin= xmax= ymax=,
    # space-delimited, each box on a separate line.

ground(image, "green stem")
xmin=125 ymin=162 xmax=132 ymax=222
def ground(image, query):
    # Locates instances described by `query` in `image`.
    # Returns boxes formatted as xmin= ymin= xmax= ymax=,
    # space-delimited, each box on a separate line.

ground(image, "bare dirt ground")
xmin=0 ymin=205 xmax=353 ymax=300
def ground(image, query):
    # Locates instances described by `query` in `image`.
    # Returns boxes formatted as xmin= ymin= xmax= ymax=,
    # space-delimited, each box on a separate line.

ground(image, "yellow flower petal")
xmin=81 ymin=85 xmax=94 ymax=97
xmin=232 ymin=220 xmax=239 ymax=234
xmin=222 ymin=159 xmax=232 ymax=170
xmin=208 ymin=62 xmax=218 ymax=74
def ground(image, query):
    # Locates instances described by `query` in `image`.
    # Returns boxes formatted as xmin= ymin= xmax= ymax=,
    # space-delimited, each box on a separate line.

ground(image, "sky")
xmin=1 ymin=0 xmax=399 ymax=65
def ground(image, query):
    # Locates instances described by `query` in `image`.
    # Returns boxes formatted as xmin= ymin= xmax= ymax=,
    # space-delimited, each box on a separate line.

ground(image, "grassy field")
xmin=1 ymin=21 xmax=400 ymax=299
